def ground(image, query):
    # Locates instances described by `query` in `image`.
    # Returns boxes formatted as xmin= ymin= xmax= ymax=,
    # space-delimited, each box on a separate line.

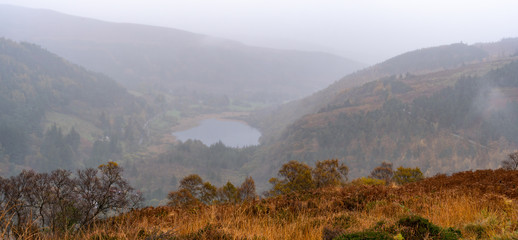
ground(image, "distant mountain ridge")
xmin=0 ymin=4 xmax=364 ymax=102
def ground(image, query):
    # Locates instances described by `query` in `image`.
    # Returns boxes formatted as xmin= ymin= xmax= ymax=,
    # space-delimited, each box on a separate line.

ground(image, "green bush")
xmin=333 ymin=231 xmax=392 ymax=240
xmin=397 ymin=215 xmax=461 ymax=240
xmin=332 ymin=215 xmax=461 ymax=240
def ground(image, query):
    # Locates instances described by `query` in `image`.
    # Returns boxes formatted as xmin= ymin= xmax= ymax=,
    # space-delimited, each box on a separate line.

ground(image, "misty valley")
xmin=1 ymin=2 xmax=518 ymax=239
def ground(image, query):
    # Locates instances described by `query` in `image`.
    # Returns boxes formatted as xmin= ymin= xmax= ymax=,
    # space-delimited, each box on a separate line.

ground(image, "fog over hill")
xmin=0 ymin=4 xmax=364 ymax=103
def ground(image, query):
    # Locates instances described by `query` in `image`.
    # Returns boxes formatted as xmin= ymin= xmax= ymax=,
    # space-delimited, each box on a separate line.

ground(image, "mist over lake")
xmin=172 ymin=118 xmax=261 ymax=147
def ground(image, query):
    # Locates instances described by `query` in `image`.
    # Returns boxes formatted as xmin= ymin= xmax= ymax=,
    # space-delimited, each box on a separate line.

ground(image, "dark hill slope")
xmin=0 ymin=38 xmax=146 ymax=174
xmin=0 ymin=4 xmax=364 ymax=102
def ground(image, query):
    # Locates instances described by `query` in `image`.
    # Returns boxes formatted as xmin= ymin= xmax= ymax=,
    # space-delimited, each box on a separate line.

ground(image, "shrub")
xmin=393 ymin=167 xmax=424 ymax=185
xmin=333 ymin=215 xmax=461 ymax=240
xmin=333 ymin=231 xmax=393 ymax=240
xmin=397 ymin=215 xmax=461 ymax=240
xmin=351 ymin=177 xmax=385 ymax=186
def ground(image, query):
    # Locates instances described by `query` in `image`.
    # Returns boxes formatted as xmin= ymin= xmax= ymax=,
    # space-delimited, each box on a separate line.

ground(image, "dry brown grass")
xmin=3 ymin=169 xmax=518 ymax=239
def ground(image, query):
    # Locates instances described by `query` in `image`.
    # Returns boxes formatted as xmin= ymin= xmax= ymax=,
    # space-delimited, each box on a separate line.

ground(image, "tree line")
xmin=167 ymin=174 xmax=256 ymax=207
xmin=167 ymin=158 xmax=428 ymax=207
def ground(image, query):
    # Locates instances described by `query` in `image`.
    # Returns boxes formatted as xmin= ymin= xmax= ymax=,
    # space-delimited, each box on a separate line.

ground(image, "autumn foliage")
xmin=3 ymin=163 xmax=518 ymax=239
xmin=167 ymin=174 xmax=257 ymax=206
xmin=268 ymin=159 xmax=349 ymax=196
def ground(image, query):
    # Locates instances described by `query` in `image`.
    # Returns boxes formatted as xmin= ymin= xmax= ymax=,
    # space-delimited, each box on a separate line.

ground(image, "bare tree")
xmin=238 ymin=176 xmax=257 ymax=201
xmin=76 ymin=162 xmax=141 ymax=227
xmin=47 ymin=169 xmax=78 ymax=232
xmin=312 ymin=159 xmax=349 ymax=188
xmin=502 ymin=151 xmax=518 ymax=170
xmin=0 ymin=162 xmax=142 ymax=237
xmin=370 ymin=162 xmax=394 ymax=184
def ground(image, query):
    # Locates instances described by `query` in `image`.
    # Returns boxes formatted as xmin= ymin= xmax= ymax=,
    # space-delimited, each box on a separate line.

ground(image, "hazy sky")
xmin=1 ymin=0 xmax=517 ymax=64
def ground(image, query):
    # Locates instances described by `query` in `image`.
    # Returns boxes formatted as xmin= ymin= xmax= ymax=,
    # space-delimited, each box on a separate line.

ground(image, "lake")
xmin=172 ymin=118 xmax=261 ymax=147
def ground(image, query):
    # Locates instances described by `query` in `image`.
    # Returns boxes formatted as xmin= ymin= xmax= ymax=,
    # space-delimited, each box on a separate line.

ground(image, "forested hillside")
xmin=251 ymin=40 xmax=518 ymax=142
xmin=0 ymin=38 xmax=148 ymax=176
xmin=257 ymin=48 xmax=518 ymax=179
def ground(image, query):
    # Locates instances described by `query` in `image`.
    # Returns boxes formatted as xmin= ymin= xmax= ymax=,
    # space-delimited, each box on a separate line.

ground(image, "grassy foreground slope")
xmin=23 ymin=169 xmax=518 ymax=239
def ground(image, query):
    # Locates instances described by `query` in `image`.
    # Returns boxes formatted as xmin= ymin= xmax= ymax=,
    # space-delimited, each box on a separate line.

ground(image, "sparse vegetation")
xmin=2 ymin=168 xmax=516 ymax=239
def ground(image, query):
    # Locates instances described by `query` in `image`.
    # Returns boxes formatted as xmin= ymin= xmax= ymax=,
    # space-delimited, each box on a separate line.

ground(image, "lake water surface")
xmin=172 ymin=118 xmax=261 ymax=147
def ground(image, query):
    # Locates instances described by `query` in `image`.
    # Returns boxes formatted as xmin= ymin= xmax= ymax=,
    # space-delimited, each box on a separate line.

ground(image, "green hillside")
xmin=0 ymin=38 xmax=148 ymax=175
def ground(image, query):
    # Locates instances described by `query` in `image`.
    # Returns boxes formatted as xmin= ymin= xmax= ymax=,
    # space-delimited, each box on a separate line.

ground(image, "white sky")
xmin=0 ymin=0 xmax=517 ymax=64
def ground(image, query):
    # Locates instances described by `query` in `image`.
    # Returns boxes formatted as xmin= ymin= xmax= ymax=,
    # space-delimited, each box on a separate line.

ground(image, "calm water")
xmin=172 ymin=118 xmax=261 ymax=147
